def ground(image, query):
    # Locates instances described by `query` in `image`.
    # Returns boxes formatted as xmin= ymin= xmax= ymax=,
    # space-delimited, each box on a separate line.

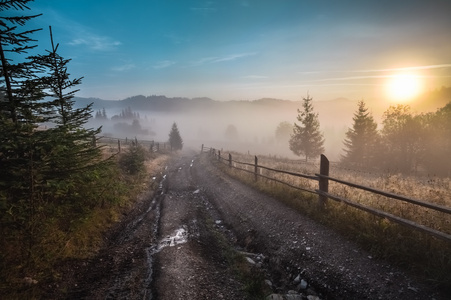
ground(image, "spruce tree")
xmin=341 ymin=100 xmax=379 ymax=167
xmin=32 ymin=26 xmax=104 ymax=184
xmin=168 ymin=122 xmax=183 ymax=151
xmin=0 ymin=0 xmax=54 ymax=268
xmin=289 ymin=95 xmax=325 ymax=162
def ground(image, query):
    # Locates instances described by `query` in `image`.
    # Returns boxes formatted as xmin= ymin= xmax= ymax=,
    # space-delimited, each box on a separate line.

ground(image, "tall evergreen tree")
xmin=341 ymin=100 xmax=379 ymax=167
xmin=168 ymin=122 xmax=183 ymax=151
xmin=289 ymin=95 xmax=324 ymax=161
xmin=32 ymin=26 xmax=104 ymax=183
xmin=0 ymin=0 xmax=54 ymax=268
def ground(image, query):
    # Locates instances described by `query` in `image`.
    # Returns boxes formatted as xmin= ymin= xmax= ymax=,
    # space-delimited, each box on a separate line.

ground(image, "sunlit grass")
xmin=209 ymin=151 xmax=451 ymax=290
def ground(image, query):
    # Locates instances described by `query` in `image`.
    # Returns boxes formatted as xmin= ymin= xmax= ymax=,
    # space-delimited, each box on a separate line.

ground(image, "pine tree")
xmin=341 ymin=100 xmax=379 ymax=167
xmin=32 ymin=26 xmax=104 ymax=183
xmin=168 ymin=122 xmax=183 ymax=151
xmin=289 ymin=95 xmax=325 ymax=162
xmin=0 ymin=0 xmax=54 ymax=268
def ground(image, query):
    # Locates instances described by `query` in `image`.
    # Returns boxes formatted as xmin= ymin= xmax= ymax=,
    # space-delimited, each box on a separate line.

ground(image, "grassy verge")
xmin=0 ymin=150 xmax=171 ymax=299
xmin=209 ymin=154 xmax=451 ymax=292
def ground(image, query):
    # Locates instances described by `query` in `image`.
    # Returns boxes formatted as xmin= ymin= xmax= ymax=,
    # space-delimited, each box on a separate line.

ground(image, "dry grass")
xmin=212 ymin=151 xmax=451 ymax=290
xmin=0 ymin=148 xmax=172 ymax=299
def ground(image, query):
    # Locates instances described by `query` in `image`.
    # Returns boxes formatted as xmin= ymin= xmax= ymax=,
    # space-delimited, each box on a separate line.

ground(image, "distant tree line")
xmin=287 ymin=95 xmax=451 ymax=176
xmin=342 ymin=100 xmax=451 ymax=176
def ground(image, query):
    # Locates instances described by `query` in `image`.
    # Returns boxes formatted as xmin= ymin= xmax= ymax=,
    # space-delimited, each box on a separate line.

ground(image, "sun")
xmin=385 ymin=73 xmax=423 ymax=102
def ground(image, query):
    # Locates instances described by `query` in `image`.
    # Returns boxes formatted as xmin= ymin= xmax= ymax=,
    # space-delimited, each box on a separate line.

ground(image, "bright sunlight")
xmin=385 ymin=73 xmax=423 ymax=102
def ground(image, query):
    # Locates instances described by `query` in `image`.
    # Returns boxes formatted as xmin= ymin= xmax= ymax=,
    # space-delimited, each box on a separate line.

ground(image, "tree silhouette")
xmin=342 ymin=100 xmax=379 ymax=167
xmin=381 ymin=105 xmax=424 ymax=173
xmin=275 ymin=121 xmax=293 ymax=144
xmin=224 ymin=124 xmax=239 ymax=141
xmin=289 ymin=95 xmax=324 ymax=162
xmin=168 ymin=122 xmax=183 ymax=151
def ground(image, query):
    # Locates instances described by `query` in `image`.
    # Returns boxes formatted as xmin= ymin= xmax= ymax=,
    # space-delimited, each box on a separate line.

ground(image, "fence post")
xmin=201 ymin=144 xmax=204 ymax=154
xmin=254 ymin=155 xmax=258 ymax=181
xmin=218 ymin=150 xmax=221 ymax=161
xmin=118 ymin=140 xmax=121 ymax=153
xmin=229 ymin=153 xmax=232 ymax=168
xmin=319 ymin=154 xmax=329 ymax=209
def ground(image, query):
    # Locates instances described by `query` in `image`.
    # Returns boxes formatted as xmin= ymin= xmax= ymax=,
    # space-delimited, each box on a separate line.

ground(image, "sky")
xmin=19 ymin=0 xmax=451 ymax=103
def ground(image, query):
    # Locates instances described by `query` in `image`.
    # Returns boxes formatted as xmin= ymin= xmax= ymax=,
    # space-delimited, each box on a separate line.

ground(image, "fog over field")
xmin=82 ymin=89 xmax=450 ymax=162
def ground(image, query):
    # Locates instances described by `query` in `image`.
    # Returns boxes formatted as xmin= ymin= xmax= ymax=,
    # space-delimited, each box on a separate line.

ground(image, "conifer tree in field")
xmin=289 ymin=95 xmax=324 ymax=162
xmin=341 ymin=100 xmax=379 ymax=167
xmin=0 ymin=0 xmax=55 ymax=268
xmin=33 ymin=26 xmax=104 ymax=182
xmin=168 ymin=122 xmax=183 ymax=151
xmin=1 ymin=1 xmax=108 ymax=272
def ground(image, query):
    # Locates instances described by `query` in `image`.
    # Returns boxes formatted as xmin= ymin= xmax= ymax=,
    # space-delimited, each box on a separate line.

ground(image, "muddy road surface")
xmin=62 ymin=149 xmax=447 ymax=299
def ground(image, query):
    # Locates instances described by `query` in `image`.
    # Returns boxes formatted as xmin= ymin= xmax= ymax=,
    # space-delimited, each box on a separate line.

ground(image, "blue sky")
xmin=23 ymin=0 xmax=451 ymax=102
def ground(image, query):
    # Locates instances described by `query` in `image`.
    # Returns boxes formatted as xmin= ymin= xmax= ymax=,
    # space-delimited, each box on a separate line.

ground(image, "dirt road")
xmin=62 ymin=150 xmax=447 ymax=299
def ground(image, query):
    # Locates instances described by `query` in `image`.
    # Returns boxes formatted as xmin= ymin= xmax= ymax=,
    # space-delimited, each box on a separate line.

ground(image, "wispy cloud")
xmin=111 ymin=64 xmax=135 ymax=72
xmin=214 ymin=52 xmax=257 ymax=62
xmin=243 ymin=75 xmax=268 ymax=79
xmin=189 ymin=52 xmax=257 ymax=66
xmin=164 ymin=33 xmax=190 ymax=45
xmin=43 ymin=8 xmax=121 ymax=51
xmin=350 ymin=64 xmax=451 ymax=73
xmin=191 ymin=7 xmax=217 ymax=13
xmin=69 ymin=36 xmax=122 ymax=51
xmin=153 ymin=60 xmax=176 ymax=69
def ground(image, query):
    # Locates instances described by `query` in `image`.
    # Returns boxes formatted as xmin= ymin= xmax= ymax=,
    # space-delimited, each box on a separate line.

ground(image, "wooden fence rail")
xmin=200 ymin=145 xmax=451 ymax=243
xmin=97 ymin=136 xmax=168 ymax=153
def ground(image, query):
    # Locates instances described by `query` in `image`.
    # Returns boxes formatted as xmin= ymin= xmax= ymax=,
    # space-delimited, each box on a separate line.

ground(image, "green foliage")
xmin=0 ymin=3 xmax=138 ymax=297
xmin=342 ymin=100 xmax=379 ymax=167
xmin=119 ymin=143 xmax=147 ymax=175
xmin=168 ymin=122 xmax=183 ymax=151
xmin=289 ymin=95 xmax=325 ymax=161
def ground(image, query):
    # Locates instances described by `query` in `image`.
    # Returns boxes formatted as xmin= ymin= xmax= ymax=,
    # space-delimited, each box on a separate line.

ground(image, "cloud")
xmin=43 ymin=8 xmax=121 ymax=51
xmin=153 ymin=60 xmax=176 ymax=69
xmin=350 ymin=64 xmax=451 ymax=73
xmin=68 ymin=36 xmax=122 ymax=51
xmin=111 ymin=64 xmax=136 ymax=72
xmin=164 ymin=33 xmax=190 ymax=45
xmin=213 ymin=52 xmax=257 ymax=62
xmin=243 ymin=75 xmax=268 ymax=79
xmin=189 ymin=52 xmax=257 ymax=66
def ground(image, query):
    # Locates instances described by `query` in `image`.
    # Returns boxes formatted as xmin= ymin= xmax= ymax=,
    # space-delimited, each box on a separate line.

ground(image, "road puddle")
xmin=157 ymin=226 xmax=188 ymax=251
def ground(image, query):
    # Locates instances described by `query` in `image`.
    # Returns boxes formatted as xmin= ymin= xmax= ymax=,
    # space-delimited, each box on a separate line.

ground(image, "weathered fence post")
xmin=218 ymin=150 xmax=221 ymax=161
xmin=318 ymin=154 xmax=329 ymax=209
xmin=254 ymin=155 xmax=258 ymax=181
xmin=118 ymin=140 xmax=121 ymax=153
xmin=201 ymin=144 xmax=204 ymax=154
xmin=229 ymin=153 xmax=232 ymax=168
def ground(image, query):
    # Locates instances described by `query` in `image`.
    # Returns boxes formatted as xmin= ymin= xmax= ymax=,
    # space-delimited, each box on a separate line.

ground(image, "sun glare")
xmin=385 ymin=73 xmax=423 ymax=102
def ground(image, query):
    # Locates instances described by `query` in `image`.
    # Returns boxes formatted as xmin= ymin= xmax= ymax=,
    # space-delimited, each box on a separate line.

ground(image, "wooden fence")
xmin=200 ymin=145 xmax=451 ymax=243
xmin=97 ymin=136 xmax=168 ymax=153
